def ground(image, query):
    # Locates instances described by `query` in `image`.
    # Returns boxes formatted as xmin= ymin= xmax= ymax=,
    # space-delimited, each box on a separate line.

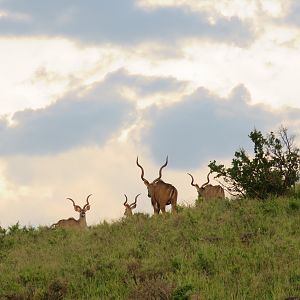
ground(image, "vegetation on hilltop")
xmin=209 ymin=127 xmax=300 ymax=199
xmin=0 ymin=196 xmax=300 ymax=299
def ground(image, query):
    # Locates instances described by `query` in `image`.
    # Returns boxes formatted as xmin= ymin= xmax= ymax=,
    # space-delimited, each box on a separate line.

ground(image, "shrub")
xmin=209 ymin=127 xmax=300 ymax=199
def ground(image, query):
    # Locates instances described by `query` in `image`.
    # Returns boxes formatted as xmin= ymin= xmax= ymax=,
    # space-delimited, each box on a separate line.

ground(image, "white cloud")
xmin=0 ymin=74 xmax=135 ymax=155
xmin=0 ymin=37 xmax=124 ymax=115
xmin=0 ymin=9 xmax=31 ymax=21
xmin=138 ymin=0 xmax=288 ymax=19
xmin=0 ymin=70 xmax=194 ymax=156
xmin=124 ymin=33 xmax=300 ymax=109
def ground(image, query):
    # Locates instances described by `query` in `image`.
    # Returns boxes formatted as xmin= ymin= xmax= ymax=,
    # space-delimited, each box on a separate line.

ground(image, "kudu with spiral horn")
xmin=188 ymin=172 xmax=225 ymax=200
xmin=123 ymin=194 xmax=140 ymax=217
xmin=51 ymin=194 xmax=92 ymax=229
xmin=136 ymin=156 xmax=177 ymax=214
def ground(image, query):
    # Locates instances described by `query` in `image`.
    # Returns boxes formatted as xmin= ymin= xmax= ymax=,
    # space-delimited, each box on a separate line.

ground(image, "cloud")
xmin=284 ymin=0 xmax=300 ymax=26
xmin=0 ymin=0 xmax=254 ymax=46
xmin=0 ymin=85 xmax=133 ymax=156
xmin=143 ymin=84 xmax=300 ymax=169
xmin=104 ymin=68 xmax=188 ymax=98
xmin=0 ymin=69 xmax=191 ymax=156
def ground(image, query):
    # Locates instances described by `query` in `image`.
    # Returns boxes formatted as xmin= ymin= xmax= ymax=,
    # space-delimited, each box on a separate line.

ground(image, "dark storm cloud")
xmin=0 ymin=0 xmax=254 ymax=46
xmin=143 ymin=85 xmax=300 ymax=169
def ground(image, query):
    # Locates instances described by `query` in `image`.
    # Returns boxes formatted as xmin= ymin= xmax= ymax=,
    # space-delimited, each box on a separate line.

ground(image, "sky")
xmin=0 ymin=0 xmax=300 ymax=227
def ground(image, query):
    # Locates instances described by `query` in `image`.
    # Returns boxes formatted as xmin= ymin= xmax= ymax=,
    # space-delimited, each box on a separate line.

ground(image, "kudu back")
xmin=136 ymin=156 xmax=177 ymax=214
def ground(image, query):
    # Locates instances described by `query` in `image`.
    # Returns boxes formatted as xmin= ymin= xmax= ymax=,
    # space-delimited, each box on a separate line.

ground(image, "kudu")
xmin=188 ymin=172 xmax=225 ymax=200
xmin=123 ymin=194 xmax=140 ymax=217
xmin=51 ymin=194 xmax=92 ymax=229
xmin=136 ymin=156 xmax=177 ymax=214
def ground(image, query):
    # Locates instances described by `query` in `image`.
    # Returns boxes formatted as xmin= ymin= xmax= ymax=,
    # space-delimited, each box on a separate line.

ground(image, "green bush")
xmin=209 ymin=127 xmax=300 ymax=199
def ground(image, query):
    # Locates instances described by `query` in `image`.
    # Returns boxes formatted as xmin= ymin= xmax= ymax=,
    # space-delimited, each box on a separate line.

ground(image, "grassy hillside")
xmin=1 ymin=196 xmax=300 ymax=300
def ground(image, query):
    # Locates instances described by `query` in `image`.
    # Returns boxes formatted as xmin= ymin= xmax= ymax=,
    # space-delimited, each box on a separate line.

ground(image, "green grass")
xmin=1 ymin=196 xmax=300 ymax=299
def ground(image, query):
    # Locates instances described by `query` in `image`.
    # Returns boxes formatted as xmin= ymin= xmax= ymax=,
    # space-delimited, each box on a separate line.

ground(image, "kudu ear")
xmin=84 ymin=205 xmax=91 ymax=211
xmin=74 ymin=205 xmax=82 ymax=212
xmin=130 ymin=203 xmax=137 ymax=209
xmin=67 ymin=197 xmax=82 ymax=213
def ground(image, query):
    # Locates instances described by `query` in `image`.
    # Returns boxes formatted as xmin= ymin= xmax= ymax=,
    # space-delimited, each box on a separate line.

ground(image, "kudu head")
xmin=123 ymin=193 xmax=140 ymax=216
xmin=136 ymin=156 xmax=168 ymax=198
xmin=67 ymin=194 xmax=92 ymax=219
xmin=187 ymin=172 xmax=211 ymax=196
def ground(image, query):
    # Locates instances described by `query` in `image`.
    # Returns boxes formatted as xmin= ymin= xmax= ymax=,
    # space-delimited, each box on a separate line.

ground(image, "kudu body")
xmin=188 ymin=172 xmax=225 ymax=200
xmin=136 ymin=157 xmax=177 ymax=214
xmin=123 ymin=194 xmax=140 ymax=217
xmin=51 ymin=194 xmax=92 ymax=229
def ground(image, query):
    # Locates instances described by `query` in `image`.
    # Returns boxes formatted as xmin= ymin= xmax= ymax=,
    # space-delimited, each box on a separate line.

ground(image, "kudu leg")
xmin=153 ymin=203 xmax=160 ymax=214
xmin=171 ymin=189 xmax=178 ymax=213
xmin=160 ymin=205 xmax=166 ymax=214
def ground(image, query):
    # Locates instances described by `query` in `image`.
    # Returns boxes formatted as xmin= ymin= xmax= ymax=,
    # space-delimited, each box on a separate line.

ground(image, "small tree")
xmin=208 ymin=127 xmax=300 ymax=199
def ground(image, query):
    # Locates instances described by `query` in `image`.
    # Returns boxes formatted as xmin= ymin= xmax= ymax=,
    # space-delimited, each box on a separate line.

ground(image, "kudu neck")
xmin=78 ymin=214 xmax=87 ymax=227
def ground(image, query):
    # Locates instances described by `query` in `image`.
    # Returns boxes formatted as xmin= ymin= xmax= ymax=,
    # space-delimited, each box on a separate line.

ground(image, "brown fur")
xmin=51 ymin=216 xmax=86 ymax=229
xmin=137 ymin=157 xmax=177 ymax=214
xmin=188 ymin=173 xmax=225 ymax=200
xmin=51 ymin=194 xmax=92 ymax=229
xmin=196 ymin=184 xmax=225 ymax=200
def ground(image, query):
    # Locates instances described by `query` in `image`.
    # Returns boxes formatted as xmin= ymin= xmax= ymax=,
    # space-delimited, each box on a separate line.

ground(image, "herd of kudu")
xmin=51 ymin=157 xmax=225 ymax=229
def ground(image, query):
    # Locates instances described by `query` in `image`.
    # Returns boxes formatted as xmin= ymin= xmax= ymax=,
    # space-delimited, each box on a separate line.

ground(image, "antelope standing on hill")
xmin=136 ymin=156 xmax=177 ymax=214
xmin=188 ymin=172 xmax=225 ymax=200
xmin=51 ymin=194 xmax=92 ymax=229
xmin=123 ymin=194 xmax=140 ymax=217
